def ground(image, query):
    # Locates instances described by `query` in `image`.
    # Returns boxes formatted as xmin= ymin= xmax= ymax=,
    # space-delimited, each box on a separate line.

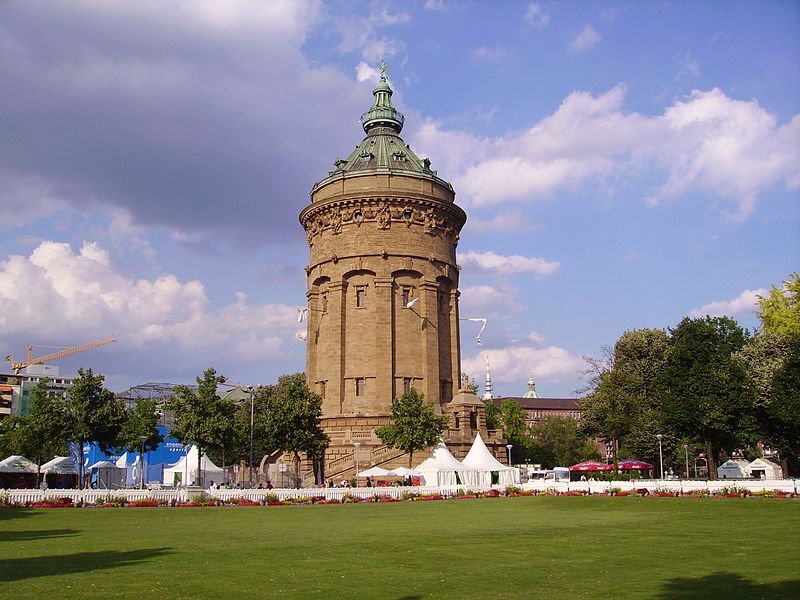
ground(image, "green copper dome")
xmin=312 ymin=61 xmax=452 ymax=194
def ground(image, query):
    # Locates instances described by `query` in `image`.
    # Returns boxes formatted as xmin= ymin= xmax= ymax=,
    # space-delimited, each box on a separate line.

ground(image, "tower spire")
xmin=360 ymin=60 xmax=405 ymax=134
xmin=523 ymin=371 xmax=540 ymax=399
xmin=482 ymin=355 xmax=494 ymax=401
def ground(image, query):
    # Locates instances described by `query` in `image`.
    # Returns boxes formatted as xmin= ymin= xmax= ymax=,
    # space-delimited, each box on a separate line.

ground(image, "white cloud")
xmin=424 ymin=0 xmax=446 ymax=11
xmin=689 ymin=288 xmax=768 ymax=319
xmin=675 ymin=51 xmax=701 ymax=81
xmin=472 ymin=46 xmax=508 ymax=62
xmin=0 ymin=241 xmax=296 ymax=364
xmin=569 ymin=25 xmax=601 ymax=53
xmin=356 ymin=61 xmax=380 ymax=82
xmin=333 ymin=5 xmax=410 ymax=61
xmin=525 ymin=4 xmax=550 ymax=29
xmin=462 ymin=347 xmax=584 ymax=387
xmin=460 ymin=250 xmax=560 ymax=276
xmin=468 ymin=209 xmax=540 ymax=233
xmin=459 ymin=284 xmax=521 ymax=318
xmin=409 ymin=85 xmax=800 ymax=219
xmin=650 ymin=89 xmax=800 ymax=220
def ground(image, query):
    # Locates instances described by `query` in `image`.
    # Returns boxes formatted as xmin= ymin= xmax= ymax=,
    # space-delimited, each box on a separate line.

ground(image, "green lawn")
xmin=1 ymin=497 xmax=799 ymax=599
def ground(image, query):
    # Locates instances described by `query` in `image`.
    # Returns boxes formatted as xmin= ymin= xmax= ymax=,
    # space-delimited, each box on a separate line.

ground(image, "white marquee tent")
xmin=748 ymin=457 xmax=782 ymax=479
xmin=40 ymin=456 xmax=78 ymax=474
xmin=0 ymin=455 xmax=38 ymax=473
xmin=162 ymin=445 xmax=223 ymax=487
xmin=718 ymin=459 xmax=751 ymax=479
xmin=461 ymin=434 xmax=520 ymax=486
xmin=414 ymin=441 xmax=478 ymax=487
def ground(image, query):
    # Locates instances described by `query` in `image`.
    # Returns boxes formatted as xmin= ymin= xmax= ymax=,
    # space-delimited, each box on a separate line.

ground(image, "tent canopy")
xmin=88 ymin=460 xmax=121 ymax=470
xmin=0 ymin=455 xmax=39 ymax=473
xmin=617 ymin=459 xmax=654 ymax=471
xmin=461 ymin=434 xmax=520 ymax=486
xmin=569 ymin=461 xmax=614 ymax=472
xmin=162 ymin=445 xmax=223 ymax=486
xmin=41 ymin=456 xmax=78 ymax=474
xmin=386 ymin=467 xmax=419 ymax=477
xmin=415 ymin=441 xmax=478 ymax=487
xmin=357 ymin=466 xmax=390 ymax=478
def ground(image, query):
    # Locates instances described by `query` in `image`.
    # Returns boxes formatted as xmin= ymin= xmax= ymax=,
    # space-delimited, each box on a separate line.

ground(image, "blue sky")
xmin=0 ymin=0 xmax=798 ymax=398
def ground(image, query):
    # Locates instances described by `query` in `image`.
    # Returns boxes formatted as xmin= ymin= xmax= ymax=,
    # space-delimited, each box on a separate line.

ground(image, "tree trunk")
xmin=197 ymin=445 xmax=202 ymax=487
xmin=705 ymin=440 xmax=717 ymax=480
xmin=408 ymin=449 xmax=413 ymax=468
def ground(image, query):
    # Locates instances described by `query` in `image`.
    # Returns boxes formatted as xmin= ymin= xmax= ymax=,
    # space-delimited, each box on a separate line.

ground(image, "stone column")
xmin=374 ymin=277 xmax=394 ymax=413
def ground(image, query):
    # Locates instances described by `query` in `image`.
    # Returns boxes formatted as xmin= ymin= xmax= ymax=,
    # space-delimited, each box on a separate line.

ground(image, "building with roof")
xmin=489 ymin=373 xmax=583 ymax=427
xmin=299 ymin=63 xmax=504 ymax=483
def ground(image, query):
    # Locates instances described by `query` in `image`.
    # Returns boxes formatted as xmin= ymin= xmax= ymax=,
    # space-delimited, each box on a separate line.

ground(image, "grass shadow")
xmin=0 ymin=547 xmax=174 ymax=582
xmin=658 ymin=573 xmax=800 ymax=599
xmin=0 ymin=528 xmax=80 ymax=542
xmin=0 ymin=508 xmax=34 ymax=522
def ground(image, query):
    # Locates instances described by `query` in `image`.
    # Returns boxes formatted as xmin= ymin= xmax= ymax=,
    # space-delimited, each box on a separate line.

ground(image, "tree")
xmin=581 ymin=328 xmax=669 ymax=468
xmin=61 ymin=368 xmax=126 ymax=487
xmin=169 ymin=368 xmax=236 ymax=486
xmin=257 ymin=373 xmax=329 ymax=485
xmin=657 ymin=317 xmax=754 ymax=479
xmin=737 ymin=272 xmax=800 ymax=476
xmin=0 ymin=379 xmax=67 ymax=486
xmin=118 ymin=398 xmax=164 ymax=455
xmin=757 ymin=272 xmax=800 ymax=336
xmin=375 ymin=389 xmax=448 ymax=467
xmin=528 ymin=416 xmax=600 ymax=469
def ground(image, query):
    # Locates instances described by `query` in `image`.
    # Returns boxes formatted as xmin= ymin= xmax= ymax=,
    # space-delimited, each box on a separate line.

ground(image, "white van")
xmin=544 ymin=467 xmax=570 ymax=482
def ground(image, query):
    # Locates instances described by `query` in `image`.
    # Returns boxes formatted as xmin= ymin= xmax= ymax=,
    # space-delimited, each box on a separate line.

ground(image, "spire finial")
xmin=482 ymin=355 xmax=494 ymax=401
xmin=360 ymin=61 xmax=404 ymax=134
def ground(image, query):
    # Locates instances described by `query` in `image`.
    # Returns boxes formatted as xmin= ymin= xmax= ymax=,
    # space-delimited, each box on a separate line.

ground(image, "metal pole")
xmin=656 ymin=434 xmax=664 ymax=480
xmin=683 ymin=444 xmax=689 ymax=479
xmin=354 ymin=442 xmax=360 ymax=485
xmin=248 ymin=387 xmax=254 ymax=488
xmin=506 ymin=444 xmax=513 ymax=467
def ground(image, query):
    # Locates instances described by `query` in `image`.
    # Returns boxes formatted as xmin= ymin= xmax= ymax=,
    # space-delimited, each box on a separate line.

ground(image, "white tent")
xmin=718 ymin=459 xmax=751 ymax=479
xmin=41 ymin=456 xmax=78 ymax=474
xmin=461 ymin=434 xmax=520 ymax=486
xmin=88 ymin=460 xmax=125 ymax=489
xmin=357 ymin=466 xmax=390 ymax=478
xmin=386 ymin=467 xmax=420 ymax=477
xmin=162 ymin=445 xmax=223 ymax=487
xmin=0 ymin=455 xmax=38 ymax=473
xmin=749 ymin=457 xmax=782 ymax=479
xmin=414 ymin=441 xmax=478 ymax=487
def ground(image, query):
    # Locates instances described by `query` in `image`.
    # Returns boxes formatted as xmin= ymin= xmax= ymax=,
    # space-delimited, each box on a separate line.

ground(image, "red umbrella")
xmin=569 ymin=461 xmax=615 ymax=472
xmin=617 ymin=459 xmax=654 ymax=471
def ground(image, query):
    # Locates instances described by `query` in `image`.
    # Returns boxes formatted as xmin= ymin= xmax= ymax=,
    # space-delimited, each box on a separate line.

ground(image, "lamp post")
xmin=656 ymin=434 xmax=664 ymax=480
xmin=683 ymin=444 xmax=690 ymax=480
xmin=244 ymin=386 xmax=255 ymax=488
xmin=354 ymin=442 xmax=361 ymax=485
xmin=138 ymin=435 xmax=148 ymax=489
xmin=506 ymin=444 xmax=513 ymax=467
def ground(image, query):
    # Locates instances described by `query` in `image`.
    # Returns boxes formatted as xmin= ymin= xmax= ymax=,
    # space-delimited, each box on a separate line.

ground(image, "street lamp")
xmin=683 ymin=444 xmax=689 ymax=480
xmin=354 ymin=442 xmax=361 ymax=485
xmin=506 ymin=444 xmax=513 ymax=467
xmin=138 ymin=435 xmax=148 ymax=489
xmin=656 ymin=434 xmax=664 ymax=480
xmin=244 ymin=386 xmax=255 ymax=488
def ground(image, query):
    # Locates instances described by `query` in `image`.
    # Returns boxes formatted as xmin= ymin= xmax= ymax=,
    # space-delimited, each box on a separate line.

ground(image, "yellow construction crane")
xmin=5 ymin=335 xmax=117 ymax=374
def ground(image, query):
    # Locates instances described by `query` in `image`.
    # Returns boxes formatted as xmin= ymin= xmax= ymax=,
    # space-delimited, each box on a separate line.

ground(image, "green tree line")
xmin=580 ymin=272 xmax=799 ymax=478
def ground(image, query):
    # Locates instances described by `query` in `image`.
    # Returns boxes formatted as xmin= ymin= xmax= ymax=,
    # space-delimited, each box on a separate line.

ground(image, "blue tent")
xmin=82 ymin=427 xmax=189 ymax=487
